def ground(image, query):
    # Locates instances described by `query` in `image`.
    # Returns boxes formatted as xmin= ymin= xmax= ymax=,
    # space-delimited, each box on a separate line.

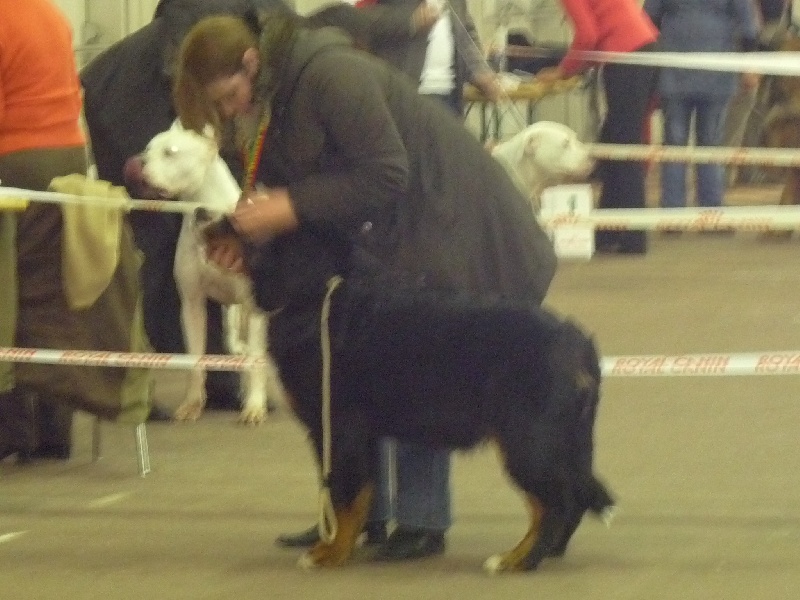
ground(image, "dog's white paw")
xmin=238 ymin=407 xmax=266 ymax=425
xmin=173 ymin=401 xmax=205 ymax=422
xmin=601 ymin=505 xmax=618 ymax=527
xmin=483 ymin=554 xmax=506 ymax=575
xmin=297 ymin=552 xmax=320 ymax=570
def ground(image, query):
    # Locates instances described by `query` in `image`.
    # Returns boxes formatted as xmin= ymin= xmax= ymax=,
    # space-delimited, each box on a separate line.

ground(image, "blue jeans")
xmin=661 ymin=95 xmax=729 ymax=208
xmin=365 ymin=88 xmax=460 ymax=534
xmin=369 ymin=439 xmax=452 ymax=531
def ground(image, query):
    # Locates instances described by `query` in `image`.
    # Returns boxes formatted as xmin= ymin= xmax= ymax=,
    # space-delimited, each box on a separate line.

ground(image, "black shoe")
xmin=373 ymin=527 xmax=446 ymax=561
xmin=28 ymin=444 xmax=70 ymax=461
xmin=596 ymin=231 xmax=647 ymax=254
xmin=275 ymin=521 xmax=387 ymax=548
xmin=0 ymin=446 xmax=33 ymax=464
xmin=0 ymin=388 xmax=36 ymax=462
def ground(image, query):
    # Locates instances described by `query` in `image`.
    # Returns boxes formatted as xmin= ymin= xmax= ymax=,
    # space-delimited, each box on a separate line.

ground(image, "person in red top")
xmin=538 ymin=0 xmax=659 ymax=254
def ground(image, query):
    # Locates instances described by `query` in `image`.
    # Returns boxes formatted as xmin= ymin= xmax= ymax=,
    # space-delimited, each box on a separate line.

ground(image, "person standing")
xmin=537 ymin=0 xmax=659 ymax=254
xmin=276 ymin=0 xmax=502 ymax=560
xmin=0 ymin=0 xmax=150 ymax=462
xmin=172 ymin=9 xmax=557 ymax=560
xmin=644 ymin=0 xmax=760 ymax=215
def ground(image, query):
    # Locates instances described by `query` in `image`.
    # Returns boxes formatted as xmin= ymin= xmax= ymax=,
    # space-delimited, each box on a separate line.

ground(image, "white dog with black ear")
xmin=491 ymin=121 xmax=594 ymax=209
xmin=125 ymin=120 xmax=284 ymax=424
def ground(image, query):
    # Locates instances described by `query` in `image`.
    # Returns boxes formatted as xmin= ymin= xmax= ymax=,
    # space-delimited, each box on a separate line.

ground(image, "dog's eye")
xmin=164 ymin=146 xmax=180 ymax=157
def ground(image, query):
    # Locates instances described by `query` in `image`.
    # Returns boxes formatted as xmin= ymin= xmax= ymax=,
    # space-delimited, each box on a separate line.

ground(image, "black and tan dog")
xmin=263 ymin=276 xmax=615 ymax=573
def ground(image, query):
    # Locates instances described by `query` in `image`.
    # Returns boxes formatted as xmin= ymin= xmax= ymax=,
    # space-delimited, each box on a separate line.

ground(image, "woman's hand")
xmin=740 ymin=72 xmax=760 ymax=92
xmin=411 ymin=2 xmax=440 ymax=34
xmin=230 ymin=187 xmax=300 ymax=243
xmin=474 ymin=71 xmax=503 ymax=102
xmin=206 ymin=233 xmax=246 ymax=274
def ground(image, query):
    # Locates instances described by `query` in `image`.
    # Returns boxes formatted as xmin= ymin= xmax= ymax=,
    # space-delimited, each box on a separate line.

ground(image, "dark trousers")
xmin=596 ymin=43 xmax=658 ymax=250
xmin=0 ymin=147 xmax=86 ymax=451
xmin=597 ymin=45 xmax=658 ymax=211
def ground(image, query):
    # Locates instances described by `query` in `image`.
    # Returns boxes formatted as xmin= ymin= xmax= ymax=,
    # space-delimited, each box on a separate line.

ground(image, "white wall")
xmin=54 ymin=0 xmax=158 ymax=65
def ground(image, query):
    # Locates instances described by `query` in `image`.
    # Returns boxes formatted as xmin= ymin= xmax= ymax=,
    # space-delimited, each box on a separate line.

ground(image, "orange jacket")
xmin=0 ymin=0 xmax=85 ymax=156
xmin=559 ymin=0 xmax=659 ymax=76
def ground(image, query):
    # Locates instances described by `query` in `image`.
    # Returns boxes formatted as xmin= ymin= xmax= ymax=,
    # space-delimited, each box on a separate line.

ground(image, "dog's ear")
xmin=523 ymin=131 xmax=542 ymax=156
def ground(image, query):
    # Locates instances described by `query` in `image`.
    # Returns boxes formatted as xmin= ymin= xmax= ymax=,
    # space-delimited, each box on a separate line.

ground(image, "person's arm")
xmin=557 ymin=0 xmax=600 ymax=77
xmin=734 ymin=0 xmax=764 ymax=90
xmin=642 ymin=0 xmax=664 ymax=29
xmin=451 ymin=0 xmax=501 ymax=100
xmin=734 ymin=0 xmax=762 ymax=49
xmin=222 ymin=50 xmax=408 ymax=246
xmin=285 ymin=52 xmax=409 ymax=232
xmin=307 ymin=1 xmax=430 ymax=49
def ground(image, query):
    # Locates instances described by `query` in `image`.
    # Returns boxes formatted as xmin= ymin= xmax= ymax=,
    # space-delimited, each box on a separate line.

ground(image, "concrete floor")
xmin=3 ymin=184 xmax=800 ymax=599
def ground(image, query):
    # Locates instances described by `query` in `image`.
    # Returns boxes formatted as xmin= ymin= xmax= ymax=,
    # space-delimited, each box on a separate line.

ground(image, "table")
xmin=463 ymin=76 xmax=584 ymax=141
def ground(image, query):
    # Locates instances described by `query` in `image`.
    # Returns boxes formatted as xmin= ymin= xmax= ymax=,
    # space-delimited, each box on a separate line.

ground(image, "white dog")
xmin=491 ymin=121 xmax=594 ymax=209
xmin=125 ymin=121 xmax=284 ymax=423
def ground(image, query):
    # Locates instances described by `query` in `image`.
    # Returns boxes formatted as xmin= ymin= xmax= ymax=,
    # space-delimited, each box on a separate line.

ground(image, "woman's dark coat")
xmin=251 ymin=25 xmax=556 ymax=311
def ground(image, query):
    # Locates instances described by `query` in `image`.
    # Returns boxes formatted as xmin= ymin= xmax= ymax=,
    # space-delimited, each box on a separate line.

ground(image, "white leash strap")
xmin=317 ymin=275 xmax=344 ymax=544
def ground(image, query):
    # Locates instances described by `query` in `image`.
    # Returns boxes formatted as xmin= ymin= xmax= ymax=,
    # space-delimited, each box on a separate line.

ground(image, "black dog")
xmin=266 ymin=277 xmax=615 ymax=572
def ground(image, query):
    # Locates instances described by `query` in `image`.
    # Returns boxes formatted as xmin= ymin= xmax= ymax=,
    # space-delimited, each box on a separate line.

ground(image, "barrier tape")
xmin=578 ymin=50 xmax=800 ymax=77
xmin=0 ymin=347 xmax=263 ymax=371
xmin=588 ymin=143 xmax=800 ymax=167
xmin=3 ymin=346 xmax=800 ymax=377
xmin=540 ymin=206 xmax=800 ymax=232
xmin=2 ymin=143 xmax=797 ymax=215
xmin=602 ymin=352 xmax=800 ymax=377
xmin=0 ymin=186 xmax=205 ymax=214
xmin=504 ymin=48 xmax=800 ymax=77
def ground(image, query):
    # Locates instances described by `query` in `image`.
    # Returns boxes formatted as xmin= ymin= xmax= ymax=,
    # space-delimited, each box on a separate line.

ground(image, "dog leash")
xmin=318 ymin=274 xmax=344 ymax=544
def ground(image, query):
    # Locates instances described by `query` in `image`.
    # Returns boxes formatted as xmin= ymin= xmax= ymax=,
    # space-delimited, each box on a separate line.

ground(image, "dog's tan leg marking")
xmin=299 ymin=484 xmax=373 ymax=568
xmin=484 ymin=493 xmax=545 ymax=574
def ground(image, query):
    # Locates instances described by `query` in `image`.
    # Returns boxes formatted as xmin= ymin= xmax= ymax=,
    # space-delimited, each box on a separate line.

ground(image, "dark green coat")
xmin=251 ymin=23 xmax=556 ymax=310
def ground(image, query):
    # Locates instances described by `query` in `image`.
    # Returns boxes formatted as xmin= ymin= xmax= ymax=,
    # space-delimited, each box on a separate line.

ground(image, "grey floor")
xmin=3 ymin=184 xmax=800 ymax=599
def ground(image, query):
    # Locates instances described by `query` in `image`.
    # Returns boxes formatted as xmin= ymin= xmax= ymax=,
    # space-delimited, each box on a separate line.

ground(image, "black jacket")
xmin=245 ymin=21 xmax=556 ymax=311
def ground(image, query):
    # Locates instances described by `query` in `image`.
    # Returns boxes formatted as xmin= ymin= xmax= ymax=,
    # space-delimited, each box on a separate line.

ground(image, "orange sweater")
xmin=0 ymin=0 xmax=85 ymax=156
